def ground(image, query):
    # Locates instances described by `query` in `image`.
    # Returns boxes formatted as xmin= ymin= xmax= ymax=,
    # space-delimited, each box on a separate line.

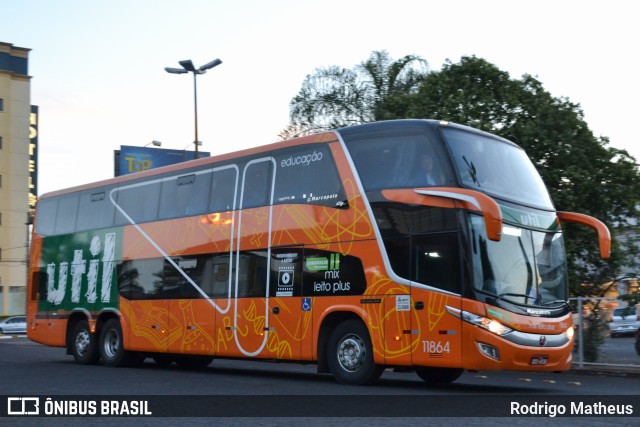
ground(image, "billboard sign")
xmin=116 ymin=146 xmax=210 ymax=176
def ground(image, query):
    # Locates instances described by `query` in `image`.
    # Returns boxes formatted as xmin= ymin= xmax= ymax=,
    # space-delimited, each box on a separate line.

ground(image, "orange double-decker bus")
xmin=27 ymin=119 xmax=611 ymax=385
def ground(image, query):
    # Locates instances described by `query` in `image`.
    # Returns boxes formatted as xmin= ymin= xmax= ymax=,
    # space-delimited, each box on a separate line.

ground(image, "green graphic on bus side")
xmin=305 ymin=253 xmax=341 ymax=271
xmin=38 ymin=228 xmax=122 ymax=312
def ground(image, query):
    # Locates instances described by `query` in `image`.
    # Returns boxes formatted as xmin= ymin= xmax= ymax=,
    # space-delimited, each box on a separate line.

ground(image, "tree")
xmin=287 ymin=53 xmax=640 ymax=298
xmin=406 ymin=56 xmax=640 ymax=296
xmin=284 ymin=50 xmax=428 ymax=138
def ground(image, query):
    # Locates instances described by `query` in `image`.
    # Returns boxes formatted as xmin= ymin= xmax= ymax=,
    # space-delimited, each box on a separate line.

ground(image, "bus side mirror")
xmin=557 ymin=211 xmax=611 ymax=259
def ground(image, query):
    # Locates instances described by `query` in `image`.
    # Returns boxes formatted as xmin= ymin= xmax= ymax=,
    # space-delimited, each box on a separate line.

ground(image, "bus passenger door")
xmin=268 ymin=247 xmax=305 ymax=361
xmin=410 ymin=232 xmax=463 ymax=368
xmin=165 ymin=255 xmax=217 ymax=357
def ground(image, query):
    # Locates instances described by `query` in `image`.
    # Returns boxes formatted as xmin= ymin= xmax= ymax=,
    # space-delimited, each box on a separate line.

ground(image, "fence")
xmin=570 ymin=296 xmax=639 ymax=369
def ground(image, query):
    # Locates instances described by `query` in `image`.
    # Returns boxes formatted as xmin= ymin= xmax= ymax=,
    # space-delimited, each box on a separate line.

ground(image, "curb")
xmin=570 ymin=364 xmax=640 ymax=379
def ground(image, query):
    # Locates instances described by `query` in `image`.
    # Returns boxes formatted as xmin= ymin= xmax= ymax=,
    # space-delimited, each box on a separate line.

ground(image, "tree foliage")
xmin=286 ymin=52 xmax=640 ymax=297
xmin=406 ymin=56 xmax=640 ymax=296
xmin=284 ymin=51 xmax=428 ymax=138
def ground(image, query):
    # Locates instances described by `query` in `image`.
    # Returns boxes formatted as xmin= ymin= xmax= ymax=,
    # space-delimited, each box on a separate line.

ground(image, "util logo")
xmin=46 ymin=233 xmax=117 ymax=305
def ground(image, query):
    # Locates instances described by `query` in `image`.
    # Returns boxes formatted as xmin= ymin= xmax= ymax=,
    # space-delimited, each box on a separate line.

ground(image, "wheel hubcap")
xmin=337 ymin=334 xmax=365 ymax=372
xmin=104 ymin=329 xmax=120 ymax=358
xmin=75 ymin=330 xmax=90 ymax=356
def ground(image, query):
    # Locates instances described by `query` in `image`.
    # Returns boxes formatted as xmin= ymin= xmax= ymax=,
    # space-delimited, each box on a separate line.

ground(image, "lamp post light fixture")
xmin=144 ymin=140 xmax=162 ymax=147
xmin=165 ymin=58 xmax=222 ymax=157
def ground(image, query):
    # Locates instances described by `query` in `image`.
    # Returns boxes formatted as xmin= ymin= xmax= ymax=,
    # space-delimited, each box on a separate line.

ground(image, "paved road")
xmin=0 ymin=336 xmax=638 ymax=426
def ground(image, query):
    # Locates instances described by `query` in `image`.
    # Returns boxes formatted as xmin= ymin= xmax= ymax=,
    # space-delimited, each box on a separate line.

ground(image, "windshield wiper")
xmin=482 ymin=291 xmax=536 ymax=307
xmin=541 ymin=299 xmax=573 ymax=312
xmin=496 ymin=292 xmax=537 ymax=305
xmin=462 ymin=155 xmax=479 ymax=185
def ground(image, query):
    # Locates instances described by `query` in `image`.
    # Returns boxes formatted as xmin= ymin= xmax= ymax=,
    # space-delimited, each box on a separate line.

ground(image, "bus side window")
xmin=242 ymin=162 xmax=273 ymax=209
xmin=209 ymin=256 xmax=233 ymax=298
xmin=210 ymin=168 xmax=237 ymax=213
xmin=30 ymin=270 xmax=47 ymax=302
xmin=34 ymin=198 xmax=57 ymax=236
xmin=412 ymin=232 xmax=461 ymax=294
xmin=274 ymin=145 xmax=346 ymax=208
xmin=160 ymin=172 xmax=211 ymax=219
xmin=118 ymin=259 xmax=164 ymax=300
xmin=54 ymin=194 xmax=79 ymax=235
xmin=236 ymin=251 xmax=268 ymax=298
xmin=114 ymin=180 xmax=162 ymax=225
xmin=77 ymin=188 xmax=116 ymax=231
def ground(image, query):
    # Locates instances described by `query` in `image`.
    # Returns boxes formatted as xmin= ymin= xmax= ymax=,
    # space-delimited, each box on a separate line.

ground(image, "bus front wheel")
xmin=327 ymin=319 xmax=383 ymax=385
xmin=70 ymin=320 xmax=99 ymax=365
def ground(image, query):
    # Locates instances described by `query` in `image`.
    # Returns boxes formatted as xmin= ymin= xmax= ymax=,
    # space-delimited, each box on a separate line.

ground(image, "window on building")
xmin=0 ymin=136 xmax=3 ymax=149
xmin=0 ymin=98 xmax=4 ymax=111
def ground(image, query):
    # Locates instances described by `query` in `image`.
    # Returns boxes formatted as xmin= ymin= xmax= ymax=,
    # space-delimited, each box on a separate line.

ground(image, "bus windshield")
xmin=469 ymin=215 xmax=568 ymax=308
xmin=442 ymin=128 xmax=554 ymax=210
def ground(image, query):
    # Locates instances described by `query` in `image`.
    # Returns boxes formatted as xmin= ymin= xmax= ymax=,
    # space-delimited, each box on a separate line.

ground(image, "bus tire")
xmin=70 ymin=320 xmax=99 ymax=365
xmin=99 ymin=318 xmax=139 ymax=367
xmin=327 ymin=319 xmax=383 ymax=385
xmin=414 ymin=366 xmax=464 ymax=384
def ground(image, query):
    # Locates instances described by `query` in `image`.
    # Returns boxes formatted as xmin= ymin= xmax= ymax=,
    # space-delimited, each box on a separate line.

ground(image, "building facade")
xmin=0 ymin=42 xmax=31 ymax=315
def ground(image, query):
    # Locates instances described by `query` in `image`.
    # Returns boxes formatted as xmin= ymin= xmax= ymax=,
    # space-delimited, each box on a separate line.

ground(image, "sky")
xmin=2 ymin=0 xmax=638 ymax=195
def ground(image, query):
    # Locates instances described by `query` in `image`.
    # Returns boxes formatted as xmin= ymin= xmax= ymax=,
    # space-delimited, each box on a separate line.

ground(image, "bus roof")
xmin=40 ymin=130 xmax=339 ymax=200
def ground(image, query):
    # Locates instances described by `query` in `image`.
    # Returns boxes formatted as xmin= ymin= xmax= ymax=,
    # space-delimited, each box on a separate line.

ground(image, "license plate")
xmin=530 ymin=355 xmax=549 ymax=365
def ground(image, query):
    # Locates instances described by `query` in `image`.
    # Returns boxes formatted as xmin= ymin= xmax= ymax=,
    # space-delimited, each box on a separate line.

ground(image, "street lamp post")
xmin=165 ymin=58 xmax=222 ymax=157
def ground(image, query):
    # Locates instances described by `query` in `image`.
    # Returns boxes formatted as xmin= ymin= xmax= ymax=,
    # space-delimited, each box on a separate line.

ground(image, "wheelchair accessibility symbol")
xmin=302 ymin=298 xmax=311 ymax=311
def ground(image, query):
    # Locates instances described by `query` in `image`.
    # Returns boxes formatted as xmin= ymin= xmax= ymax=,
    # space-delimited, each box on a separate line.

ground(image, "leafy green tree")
xmin=283 ymin=50 xmax=428 ymax=139
xmin=287 ymin=53 xmax=640 ymax=300
xmin=406 ymin=56 xmax=640 ymax=296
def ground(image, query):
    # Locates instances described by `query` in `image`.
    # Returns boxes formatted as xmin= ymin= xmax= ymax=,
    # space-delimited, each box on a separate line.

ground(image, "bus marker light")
xmin=477 ymin=342 xmax=500 ymax=360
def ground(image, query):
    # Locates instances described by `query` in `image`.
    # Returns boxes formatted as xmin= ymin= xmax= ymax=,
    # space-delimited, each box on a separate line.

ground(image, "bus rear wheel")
xmin=99 ymin=319 xmax=142 ymax=367
xmin=327 ymin=319 xmax=383 ymax=385
xmin=414 ymin=366 xmax=464 ymax=384
xmin=70 ymin=320 xmax=99 ymax=365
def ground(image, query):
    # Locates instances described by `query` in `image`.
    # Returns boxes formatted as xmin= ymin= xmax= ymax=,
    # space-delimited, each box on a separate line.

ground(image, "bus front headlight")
xmin=461 ymin=311 xmax=513 ymax=336
xmin=446 ymin=306 xmax=514 ymax=337
xmin=565 ymin=326 xmax=574 ymax=340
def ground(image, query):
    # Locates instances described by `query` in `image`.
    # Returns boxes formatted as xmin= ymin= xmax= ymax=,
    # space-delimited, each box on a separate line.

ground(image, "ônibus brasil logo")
xmin=45 ymin=232 xmax=118 ymax=307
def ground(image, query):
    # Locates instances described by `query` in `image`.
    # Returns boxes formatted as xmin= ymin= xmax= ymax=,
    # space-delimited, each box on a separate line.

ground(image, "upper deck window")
xmin=274 ymin=144 xmax=346 ymax=208
xmin=342 ymin=125 xmax=453 ymax=191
